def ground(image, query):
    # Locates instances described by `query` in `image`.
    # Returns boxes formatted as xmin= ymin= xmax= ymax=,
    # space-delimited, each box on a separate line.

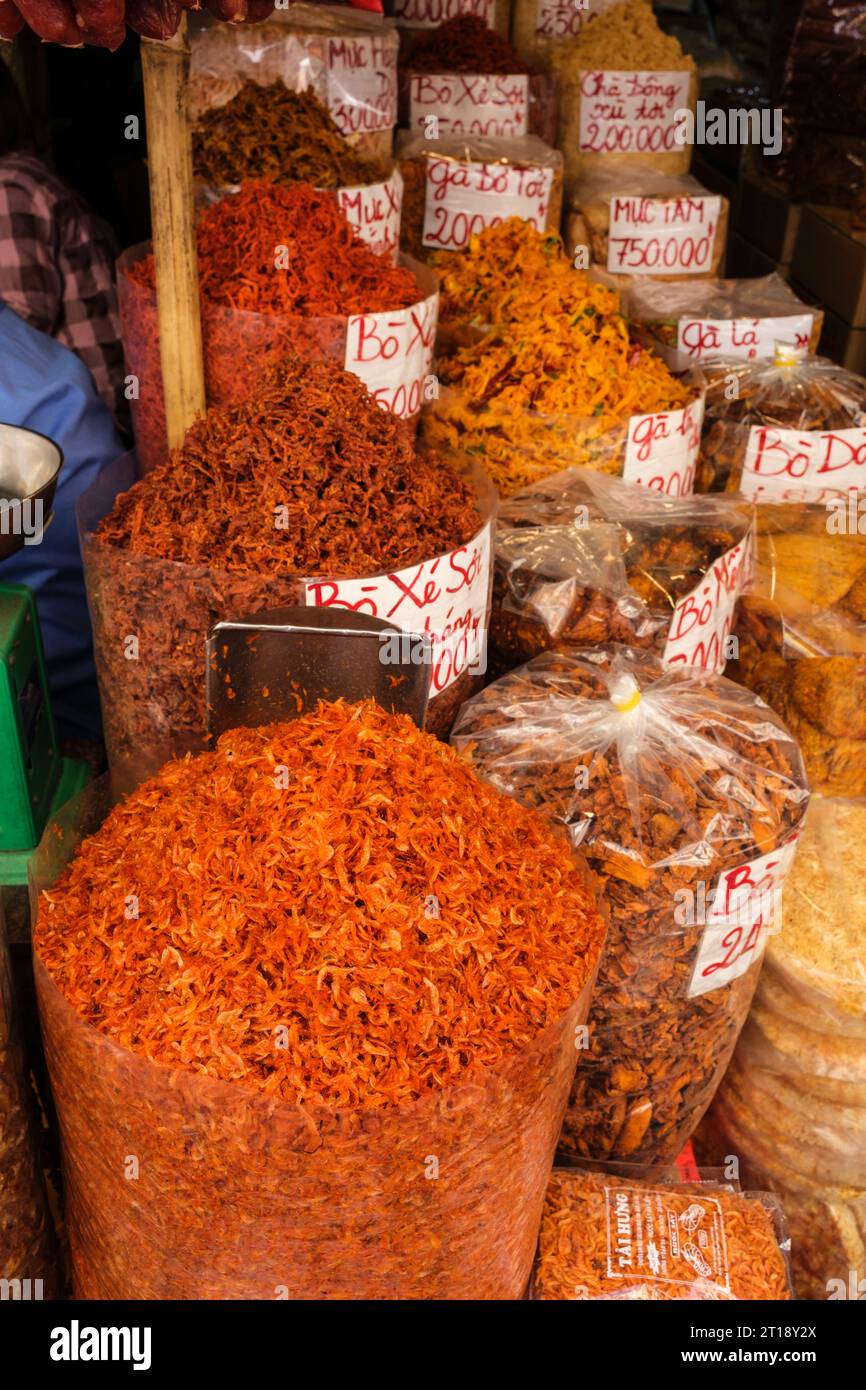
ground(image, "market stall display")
xmin=531 ymin=1168 xmax=792 ymax=1299
xmin=33 ymin=700 xmax=607 ymax=1299
xmin=0 ymin=0 xmax=275 ymax=47
xmin=452 ymin=647 xmax=810 ymax=1169
xmin=491 ymin=468 xmax=754 ymax=676
xmin=397 ymin=132 xmax=562 ymax=263
xmin=81 ymin=355 xmax=494 ymax=789
xmin=698 ymin=797 xmax=866 ymax=1300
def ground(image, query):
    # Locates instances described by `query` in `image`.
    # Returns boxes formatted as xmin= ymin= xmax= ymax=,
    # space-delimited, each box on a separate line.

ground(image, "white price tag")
xmin=327 ymin=35 xmax=397 ymax=135
xmin=344 ymin=291 xmax=439 ymax=420
xmin=607 ymin=194 xmax=720 ymax=275
xmin=536 ymin=0 xmax=615 ymax=39
xmin=422 ymin=158 xmax=553 ymax=250
xmin=621 ymin=395 xmax=703 ymax=496
xmin=663 ymin=533 xmax=752 ymax=675
xmin=395 ymin=0 xmax=495 ymax=29
xmin=337 ymin=169 xmax=403 ymax=262
xmin=409 ymin=73 xmax=529 ymax=138
xmin=304 ymin=520 xmax=492 ymax=695
xmin=741 ymin=424 xmax=866 ymax=502
xmin=578 ymin=70 xmax=691 ymax=154
xmin=676 ymin=314 xmax=815 ymax=362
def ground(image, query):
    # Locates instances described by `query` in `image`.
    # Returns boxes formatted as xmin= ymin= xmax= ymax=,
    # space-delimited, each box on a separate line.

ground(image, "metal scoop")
xmin=205 ymin=606 xmax=431 ymax=742
xmin=0 ymin=423 xmax=63 ymax=562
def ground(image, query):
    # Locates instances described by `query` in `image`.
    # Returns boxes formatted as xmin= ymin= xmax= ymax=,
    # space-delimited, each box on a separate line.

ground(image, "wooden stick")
xmin=140 ymin=17 xmax=206 ymax=449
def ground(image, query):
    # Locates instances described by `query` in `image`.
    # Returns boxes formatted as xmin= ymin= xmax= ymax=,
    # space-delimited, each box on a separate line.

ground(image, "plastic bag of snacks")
xmin=452 ymin=646 xmax=810 ymax=1170
xmin=550 ymin=0 xmax=697 ymax=195
xmin=565 ymin=169 xmax=729 ymax=288
xmin=627 ymin=273 xmax=824 ymax=367
xmin=80 ymin=360 xmax=495 ymax=791
xmin=32 ymin=703 xmax=606 ymax=1300
xmin=394 ymin=0 xmax=511 ymax=54
xmin=188 ymin=5 xmax=398 ymax=165
xmin=731 ymin=504 xmax=866 ymax=796
xmin=491 ymin=468 xmax=754 ymax=676
xmin=0 ymin=903 xmax=58 ymax=1299
xmin=118 ymin=184 xmax=436 ymax=473
xmin=698 ymin=797 xmax=866 ymax=1299
xmin=530 ymin=1167 xmax=793 ymax=1299
xmin=398 ymin=15 xmax=558 ymax=145
xmin=511 ymin=0 xmax=618 ymax=68
xmin=397 ymin=132 xmax=563 ymax=263
xmin=697 ymin=349 xmax=866 ymax=499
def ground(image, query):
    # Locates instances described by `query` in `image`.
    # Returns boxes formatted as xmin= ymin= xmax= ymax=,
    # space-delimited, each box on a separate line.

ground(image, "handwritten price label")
xmin=621 ymin=395 xmax=703 ymax=496
xmin=607 ymin=194 xmax=720 ymax=275
xmin=304 ymin=520 xmax=492 ymax=695
xmin=537 ymin=0 xmax=615 ymax=39
xmin=688 ymin=834 xmax=801 ymax=998
xmin=327 ymin=36 xmax=397 ymax=135
xmin=344 ymin=290 xmax=438 ymax=420
xmin=578 ymin=70 xmax=691 ymax=155
xmin=663 ymin=534 xmax=752 ymax=675
xmin=395 ymin=0 xmax=495 ymax=29
xmin=337 ymin=168 xmax=403 ymax=262
xmin=409 ymin=73 xmax=529 ymax=138
xmin=676 ymin=314 xmax=814 ymax=362
xmin=741 ymin=424 xmax=866 ymax=502
xmin=422 ymin=158 xmax=553 ymax=250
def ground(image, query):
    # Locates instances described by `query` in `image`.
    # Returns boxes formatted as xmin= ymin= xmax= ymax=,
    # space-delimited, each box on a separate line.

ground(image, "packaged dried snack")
xmin=511 ymin=0 xmax=618 ymax=69
xmin=490 ymin=468 xmax=754 ymax=676
xmin=531 ymin=1167 xmax=793 ymax=1299
xmin=697 ymin=350 xmax=866 ymax=500
xmin=565 ymin=169 xmax=729 ymax=287
xmin=32 ymin=703 xmax=607 ymax=1299
xmin=452 ymin=646 xmax=810 ymax=1170
xmin=394 ymin=0 xmax=510 ymax=52
xmin=397 ymin=132 xmax=563 ymax=264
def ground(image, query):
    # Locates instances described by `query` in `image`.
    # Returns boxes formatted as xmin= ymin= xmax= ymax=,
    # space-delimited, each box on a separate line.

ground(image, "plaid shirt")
xmin=0 ymin=153 xmax=127 ymax=429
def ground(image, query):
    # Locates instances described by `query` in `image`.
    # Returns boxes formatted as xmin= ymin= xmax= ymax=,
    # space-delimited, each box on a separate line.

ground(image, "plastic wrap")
xmin=697 ymin=351 xmax=866 ymax=500
xmin=397 ymin=132 xmax=563 ymax=263
xmin=626 ymin=273 xmax=824 ymax=367
xmin=452 ymin=646 xmax=810 ymax=1170
xmin=565 ymin=170 xmax=729 ymax=287
xmin=731 ymin=505 xmax=866 ymax=796
xmin=490 ymin=467 xmax=754 ymax=676
xmin=510 ymin=0 xmax=617 ymax=68
xmin=79 ymin=452 xmax=495 ymax=792
xmin=394 ymin=0 xmax=511 ymax=55
xmin=188 ymin=5 xmax=398 ymax=165
xmin=118 ymin=244 xmax=437 ymax=475
xmin=530 ymin=1167 xmax=793 ymax=1299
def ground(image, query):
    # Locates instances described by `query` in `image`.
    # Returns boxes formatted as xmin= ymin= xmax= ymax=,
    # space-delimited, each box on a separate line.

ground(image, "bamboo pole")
xmin=140 ymin=17 xmax=206 ymax=449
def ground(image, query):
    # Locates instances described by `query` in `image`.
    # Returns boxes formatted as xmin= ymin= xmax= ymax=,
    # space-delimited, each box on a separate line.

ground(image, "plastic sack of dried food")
xmin=511 ymin=0 xmax=618 ymax=68
xmin=731 ymin=507 xmax=866 ymax=795
xmin=491 ymin=467 xmax=754 ymax=676
xmin=697 ymin=349 xmax=866 ymax=499
xmin=530 ymin=1166 xmax=793 ymax=1299
xmin=0 ymin=902 xmax=58 ymax=1299
xmin=565 ymin=169 xmax=729 ymax=288
xmin=626 ymin=272 xmax=824 ymax=368
xmin=31 ymin=703 xmax=606 ymax=1300
xmin=187 ymin=6 xmax=398 ymax=165
xmin=397 ymin=132 xmax=563 ymax=264
xmin=452 ymin=646 xmax=810 ymax=1170
xmin=394 ymin=0 xmax=511 ymax=55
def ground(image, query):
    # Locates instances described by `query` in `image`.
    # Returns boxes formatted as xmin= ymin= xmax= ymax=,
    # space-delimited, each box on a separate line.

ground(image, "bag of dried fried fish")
xmin=490 ymin=468 xmax=754 ymax=677
xmin=452 ymin=646 xmax=810 ymax=1171
xmin=530 ymin=1167 xmax=793 ymax=1299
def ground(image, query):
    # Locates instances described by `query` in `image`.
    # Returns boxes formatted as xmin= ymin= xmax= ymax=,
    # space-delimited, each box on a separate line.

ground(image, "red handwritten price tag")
xmin=344 ymin=291 xmax=439 ymax=420
xmin=688 ymin=833 xmax=801 ymax=998
xmin=537 ymin=0 xmax=615 ymax=39
xmin=607 ymin=194 xmax=720 ymax=275
xmin=621 ymin=395 xmax=703 ymax=496
xmin=422 ymin=158 xmax=553 ymax=250
xmin=327 ymin=35 xmax=397 ymax=135
xmin=304 ymin=520 xmax=492 ymax=695
xmin=676 ymin=314 xmax=814 ymax=362
xmin=395 ymin=0 xmax=495 ymax=29
xmin=409 ymin=73 xmax=529 ymax=138
xmin=741 ymin=424 xmax=866 ymax=501
xmin=663 ymin=533 xmax=752 ymax=675
xmin=578 ymin=70 xmax=691 ymax=155
xmin=337 ymin=168 xmax=403 ymax=262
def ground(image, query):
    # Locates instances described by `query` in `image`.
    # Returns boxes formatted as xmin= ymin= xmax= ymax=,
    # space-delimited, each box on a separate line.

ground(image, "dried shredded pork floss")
xmin=34 ymin=701 xmax=606 ymax=1300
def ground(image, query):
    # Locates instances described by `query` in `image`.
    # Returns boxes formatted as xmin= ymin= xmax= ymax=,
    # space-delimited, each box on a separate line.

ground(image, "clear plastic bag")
xmin=565 ymin=169 xmax=729 ymax=287
xmin=396 ymin=132 xmax=563 ymax=263
xmin=490 ymin=467 xmax=754 ymax=676
xmin=511 ymin=0 xmax=618 ymax=69
xmin=697 ymin=351 xmax=866 ymax=499
xmin=451 ymin=645 xmax=810 ymax=1170
xmin=529 ymin=1165 xmax=793 ymax=1299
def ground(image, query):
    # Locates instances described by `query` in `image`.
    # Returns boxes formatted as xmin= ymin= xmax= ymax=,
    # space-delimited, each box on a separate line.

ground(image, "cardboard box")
xmin=791 ymin=205 xmax=866 ymax=328
xmin=818 ymin=307 xmax=866 ymax=374
xmin=734 ymin=175 xmax=802 ymax=265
